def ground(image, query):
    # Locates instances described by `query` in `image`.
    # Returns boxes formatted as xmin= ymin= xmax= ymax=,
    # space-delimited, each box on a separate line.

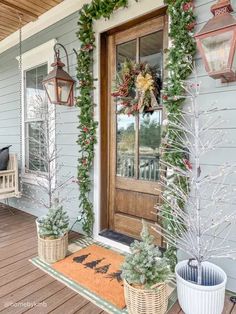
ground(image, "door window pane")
xmin=140 ymin=31 xmax=163 ymax=103
xmin=117 ymin=114 xmax=136 ymax=177
xmin=139 ymin=111 xmax=162 ymax=181
xmin=116 ymin=40 xmax=137 ymax=178
xmin=117 ymin=40 xmax=136 ymax=69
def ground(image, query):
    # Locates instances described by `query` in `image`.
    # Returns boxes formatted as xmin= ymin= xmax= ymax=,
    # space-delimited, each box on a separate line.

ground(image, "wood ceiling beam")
xmin=0 ymin=0 xmax=38 ymax=19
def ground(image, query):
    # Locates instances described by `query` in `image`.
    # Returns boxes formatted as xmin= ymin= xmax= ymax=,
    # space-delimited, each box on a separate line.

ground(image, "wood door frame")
xmin=100 ymin=7 xmax=168 ymax=231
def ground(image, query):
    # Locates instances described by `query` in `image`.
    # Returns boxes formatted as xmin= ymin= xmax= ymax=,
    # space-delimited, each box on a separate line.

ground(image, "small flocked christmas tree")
xmin=38 ymin=201 xmax=69 ymax=239
xmin=121 ymin=221 xmax=171 ymax=289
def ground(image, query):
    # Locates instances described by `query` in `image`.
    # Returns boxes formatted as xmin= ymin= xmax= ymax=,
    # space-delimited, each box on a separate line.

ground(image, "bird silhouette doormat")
xmin=52 ymin=244 xmax=126 ymax=309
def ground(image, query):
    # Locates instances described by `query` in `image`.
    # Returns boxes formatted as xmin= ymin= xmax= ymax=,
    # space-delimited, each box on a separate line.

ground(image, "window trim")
xmin=17 ymin=39 xmax=56 ymax=186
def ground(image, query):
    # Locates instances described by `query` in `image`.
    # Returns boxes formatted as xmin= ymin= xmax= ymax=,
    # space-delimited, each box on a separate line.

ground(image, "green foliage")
xmin=121 ymin=222 xmax=171 ymax=288
xmin=140 ymin=116 xmax=161 ymax=151
xmin=161 ymin=0 xmax=196 ymax=270
xmin=76 ymin=0 xmax=136 ymax=235
xmin=38 ymin=205 xmax=70 ymax=239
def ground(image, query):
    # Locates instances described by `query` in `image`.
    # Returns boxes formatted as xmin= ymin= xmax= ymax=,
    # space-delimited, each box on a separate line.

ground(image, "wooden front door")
xmin=104 ymin=15 xmax=167 ymax=245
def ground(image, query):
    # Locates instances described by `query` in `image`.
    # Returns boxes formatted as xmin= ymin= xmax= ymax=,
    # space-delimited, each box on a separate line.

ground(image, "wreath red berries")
xmin=111 ymin=60 xmax=161 ymax=115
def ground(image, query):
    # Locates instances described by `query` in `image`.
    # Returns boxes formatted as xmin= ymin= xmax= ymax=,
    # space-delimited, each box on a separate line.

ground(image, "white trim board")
xmin=0 ymin=0 xmax=90 ymax=55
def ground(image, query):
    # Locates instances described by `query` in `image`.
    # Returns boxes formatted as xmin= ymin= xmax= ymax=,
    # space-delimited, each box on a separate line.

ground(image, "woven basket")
xmin=38 ymin=232 xmax=68 ymax=264
xmin=124 ymin=279 xmax=168 ymax=314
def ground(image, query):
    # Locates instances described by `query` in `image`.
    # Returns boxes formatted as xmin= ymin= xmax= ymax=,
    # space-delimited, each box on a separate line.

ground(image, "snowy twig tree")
xmin=156 ymin=67 xmax=236 ymax=285
xmin=24 ymin=95 xmax=75 ymax=210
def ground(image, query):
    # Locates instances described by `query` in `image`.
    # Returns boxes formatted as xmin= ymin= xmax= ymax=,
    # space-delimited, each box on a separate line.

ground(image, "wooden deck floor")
xmin=0 ymin=204 xmax=108 ymax=314
xmin=0 ymin=203 xmax=235 ymax=314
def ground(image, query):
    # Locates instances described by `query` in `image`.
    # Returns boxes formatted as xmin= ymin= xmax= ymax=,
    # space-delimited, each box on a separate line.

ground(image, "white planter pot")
xmin=175 ymin=260 xmax=227 ymax=314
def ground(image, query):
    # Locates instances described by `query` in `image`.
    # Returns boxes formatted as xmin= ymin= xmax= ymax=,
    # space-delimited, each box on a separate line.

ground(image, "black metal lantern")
xmin=42 ymin=43 xmax=75 ymax=106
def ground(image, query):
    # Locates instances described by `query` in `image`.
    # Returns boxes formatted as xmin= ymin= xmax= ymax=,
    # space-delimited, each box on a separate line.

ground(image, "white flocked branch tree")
xmin=156 ymin=65 xmax=236 ymax=285
xmin=24 ymin=94 xmax=75 ymax=210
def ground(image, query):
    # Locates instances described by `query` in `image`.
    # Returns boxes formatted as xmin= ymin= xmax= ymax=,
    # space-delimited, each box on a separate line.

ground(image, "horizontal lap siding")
xmin=190 ymin=1 xmax=236 ymax=291
xmin=0 ymin=11 xmax=83 ymax=233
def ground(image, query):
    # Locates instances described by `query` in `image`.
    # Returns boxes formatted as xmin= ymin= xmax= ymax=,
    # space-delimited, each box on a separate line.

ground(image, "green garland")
xmin=76 ymin=0 xmax=196 ymax=262
xmin=76 ymin=0 xmax=134 ymax=235
xmin=162 ymin=0 xmax=196 ymax=269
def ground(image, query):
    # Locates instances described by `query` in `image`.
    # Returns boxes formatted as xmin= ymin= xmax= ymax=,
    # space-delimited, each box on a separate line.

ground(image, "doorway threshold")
xmin=99 ymin=229 xmax=135 ymax=246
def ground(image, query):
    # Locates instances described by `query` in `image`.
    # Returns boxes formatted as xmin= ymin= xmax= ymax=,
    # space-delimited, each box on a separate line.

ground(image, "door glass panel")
xmin=116 ymin=40 xmax=137 ymax=178
xmin=117 ymin=114 xmax=136 ymax=177
xmin=139 ymin=111 xmax=162 ymax=181
xmin=139 ymin=31 xmax=163 ymax=181
xmin=117 ymin=40 xmax=136 ymax=70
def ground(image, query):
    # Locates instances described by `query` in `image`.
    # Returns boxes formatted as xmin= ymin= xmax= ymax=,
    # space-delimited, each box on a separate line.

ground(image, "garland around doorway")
xmin=76 ymin=0 xmax=196 ymax=267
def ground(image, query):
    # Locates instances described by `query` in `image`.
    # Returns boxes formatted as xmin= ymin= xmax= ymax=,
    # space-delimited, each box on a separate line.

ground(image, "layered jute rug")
xmin=31 ymin=237 xmax=177 ymax=314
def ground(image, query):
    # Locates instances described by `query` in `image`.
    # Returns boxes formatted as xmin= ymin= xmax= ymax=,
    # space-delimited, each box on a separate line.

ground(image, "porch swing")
xmin=0 ymin=16 xmax=23 ymax=201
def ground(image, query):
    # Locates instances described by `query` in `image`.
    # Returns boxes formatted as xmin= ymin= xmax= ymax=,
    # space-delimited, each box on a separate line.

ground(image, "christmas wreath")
xmin=111 ymin=60 xmax=161 ymax=115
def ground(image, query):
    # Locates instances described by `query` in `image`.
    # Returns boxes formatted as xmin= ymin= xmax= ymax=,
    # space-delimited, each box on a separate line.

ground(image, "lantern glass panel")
xmin=201 ymin=31 xmax=233 ymax=72
xmin=56 ymin=79 xmax=73 ymax=103
xmin=44 ymin=79 xmax=57 ymax=103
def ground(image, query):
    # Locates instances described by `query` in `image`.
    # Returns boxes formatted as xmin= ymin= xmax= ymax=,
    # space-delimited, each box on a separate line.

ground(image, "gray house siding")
xmin=0 ymin=0 xmax=236 ymax=291
xmin=0 ymin=12 xmax=82 ymax=232
xmin=191 ymin=0 xmax=236 ymax=292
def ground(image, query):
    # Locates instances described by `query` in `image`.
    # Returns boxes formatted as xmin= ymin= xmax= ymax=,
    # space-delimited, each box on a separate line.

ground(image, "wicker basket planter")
xmin=38 ymin=232 xmax=68 ymax=264
xmin=124 ymin=279 xmax=168 ymax=314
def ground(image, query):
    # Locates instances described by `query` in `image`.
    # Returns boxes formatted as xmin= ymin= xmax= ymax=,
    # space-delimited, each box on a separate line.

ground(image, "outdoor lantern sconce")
xmin=42 ymin=43 xmax=75 ymax=106
xmin=195 ymin=0 xmax=236 ymax=83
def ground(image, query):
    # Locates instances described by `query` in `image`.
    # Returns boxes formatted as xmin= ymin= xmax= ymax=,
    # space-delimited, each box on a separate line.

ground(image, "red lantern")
xmin=42 ymin=43 xmax=75 ymax=106
xmin=195 ymin=0 xmax=236 ymax=82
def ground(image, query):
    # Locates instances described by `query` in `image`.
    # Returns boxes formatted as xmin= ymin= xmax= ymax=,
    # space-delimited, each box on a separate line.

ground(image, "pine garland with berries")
xmin=161 ymin=0 xmax=196 ymax=269
xmin=76 ymin=0 xmax=135 ymax=235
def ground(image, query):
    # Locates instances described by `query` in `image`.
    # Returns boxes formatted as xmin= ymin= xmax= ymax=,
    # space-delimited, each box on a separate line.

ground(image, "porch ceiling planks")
xmin=0 ymin=0 xmax=63 ymax=41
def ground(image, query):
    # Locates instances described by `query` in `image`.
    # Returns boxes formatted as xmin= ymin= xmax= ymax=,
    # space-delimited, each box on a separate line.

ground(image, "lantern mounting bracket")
xmin=53 ymin=43 xmax=78 ymax=73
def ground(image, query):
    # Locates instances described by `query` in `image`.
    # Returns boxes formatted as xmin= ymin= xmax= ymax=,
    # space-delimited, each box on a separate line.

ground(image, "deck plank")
xmin=0 ymin=253 xmax=36 ymax=278
xmin=1 ymin=280 xmax=65 ymax=314
xmin=75 ymin=302 xmax=104 ymax=314
xmin=222 ymin=295 xmax=235 ymax=313
xmin=26 ymin=287 xmax=76 ymax=313
xmin=49 ymin=294 xmax=89 ymax=314
xmin=231 ymin=304 xmax=236 ymax=314
xmin=167 ymin=301 xmax=182 ymax=313
xmin=0 ymin=275 xmax=55 ymax=312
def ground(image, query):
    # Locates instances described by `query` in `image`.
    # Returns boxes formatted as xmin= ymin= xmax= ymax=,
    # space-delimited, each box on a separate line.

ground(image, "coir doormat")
xmin=31 ymin=238 xmax=177 ymax=314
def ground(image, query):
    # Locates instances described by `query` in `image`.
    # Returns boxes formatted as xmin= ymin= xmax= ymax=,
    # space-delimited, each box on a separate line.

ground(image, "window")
xmin=18 ymin=40 xmax=56 ymax=184
xmin=25 ymin=64 xmax=48 ymax=173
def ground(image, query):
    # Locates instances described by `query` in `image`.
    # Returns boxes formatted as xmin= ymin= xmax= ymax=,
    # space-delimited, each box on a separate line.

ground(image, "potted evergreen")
xmin=121 ymin=221 xmax=171 ymax=314
xmin=38 ymin=201 xmax=70 ymax=263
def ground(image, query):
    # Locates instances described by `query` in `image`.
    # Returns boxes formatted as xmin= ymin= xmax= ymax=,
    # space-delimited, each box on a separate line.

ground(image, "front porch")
xmin=0 ymin=204 xmax=235 ymax=314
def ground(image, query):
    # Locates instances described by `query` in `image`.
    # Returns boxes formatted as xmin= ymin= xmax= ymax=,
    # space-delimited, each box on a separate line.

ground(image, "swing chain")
xmin=18 ymin=14 xmax=23 ymax=194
